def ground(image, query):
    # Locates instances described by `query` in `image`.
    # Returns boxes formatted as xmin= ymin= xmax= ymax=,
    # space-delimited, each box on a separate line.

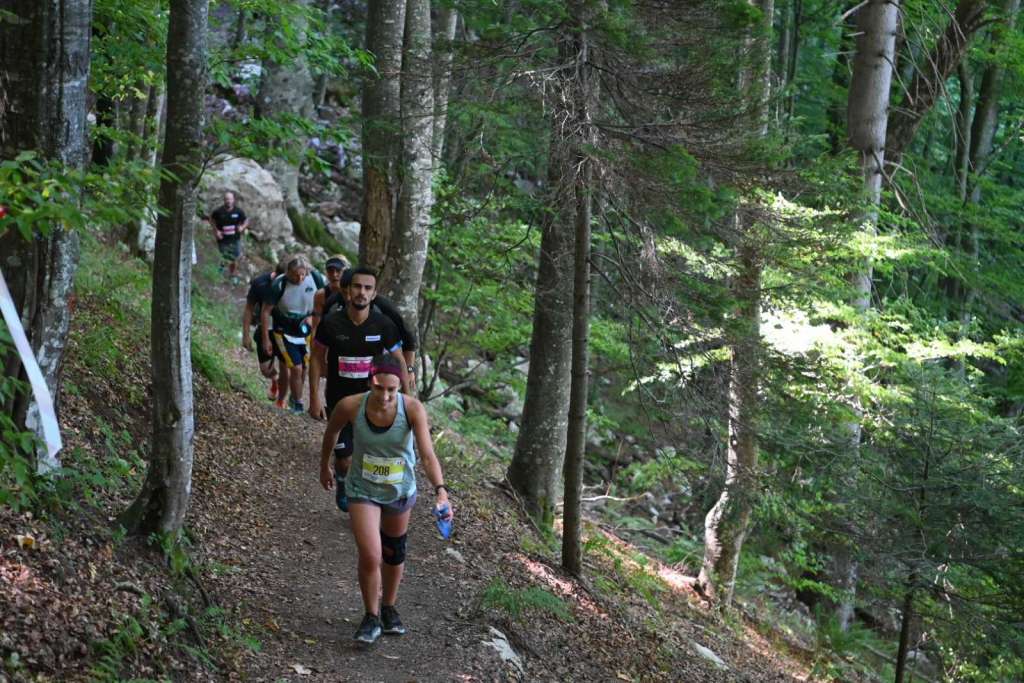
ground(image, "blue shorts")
xmin=348 ymin=493 xmax=418 ymax=516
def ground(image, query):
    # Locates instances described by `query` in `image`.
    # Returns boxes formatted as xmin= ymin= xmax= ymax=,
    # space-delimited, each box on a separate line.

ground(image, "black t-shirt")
xmin=322 ymin=292 xmax=418 ymax=352
xmin=246 ymin=272 xmax=274 ymax=327
xmin=210 ymin=205 xmax=247 ymax=242
xmin=315 ymin=307 xmax=402 ymax=410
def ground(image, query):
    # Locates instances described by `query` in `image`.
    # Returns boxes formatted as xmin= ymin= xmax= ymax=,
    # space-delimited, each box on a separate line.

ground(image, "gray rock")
xmin=483 ymin=627 xmax=524 ymax=676
xmin=326 ymin=219 xmax=360 ymax=254
xmin=690 ymin=641 xmax=728 ymax=671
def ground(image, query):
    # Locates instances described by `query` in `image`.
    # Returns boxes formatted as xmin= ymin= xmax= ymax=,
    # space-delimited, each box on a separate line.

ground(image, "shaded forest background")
xmin=2 ymin=0 xmax=1024 ymax=681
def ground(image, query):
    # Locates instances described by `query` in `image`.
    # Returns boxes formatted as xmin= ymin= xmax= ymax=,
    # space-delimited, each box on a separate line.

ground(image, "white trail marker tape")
xmin=0 ymin=267 xmax=63 ymax=466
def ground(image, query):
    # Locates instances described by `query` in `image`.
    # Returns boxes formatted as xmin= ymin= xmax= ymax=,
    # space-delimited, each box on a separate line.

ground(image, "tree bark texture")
xmin=360 ymin=0 xmax=406 ymax=273
xmin=847 ymin=0 xmax=900 ymax=311
xmin=121 ymin=0 xmax=208 ymax=536
xmin=257 ymin=0 xmax=315 ymax=213
xmin=698 ymin=0 xmax=771 ymax=606
xmin=834 ymin=0 xmax=900 ymax=630
xmin=699 ymin=242 xmax=763 ymax=606
xmin=954 ymin=62 xmax=975 ymax=202
xmin=562 ymin=0 xmax=598 ymax=577
xmin=381 ymin=0 xmax=433 ymax=335
xmin=431 ymin=6 xmax=458 ymax=170
xmin=507 ymin=119 xmax=576 ymax=530
xmin=0 ymin=0 xmax=92 ymax=473
xmin=885 ymin=0 xmax=989 ymax=163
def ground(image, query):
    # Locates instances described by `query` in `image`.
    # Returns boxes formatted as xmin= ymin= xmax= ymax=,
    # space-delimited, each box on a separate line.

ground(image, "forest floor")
xmin=0 ymin=236 xmax=819 ymax=682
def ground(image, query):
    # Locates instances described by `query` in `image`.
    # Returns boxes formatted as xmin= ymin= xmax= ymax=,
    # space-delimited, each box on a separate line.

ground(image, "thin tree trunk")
xmin=121 ymin=0 xmax=208 ymax=536
xmin=382 ymin=0 xmax=433 ymax=334
xmin=893 ymin=576 xmax=917 ymax=683
xmin=360 ymin=0 xmax=407 ymax=273
xmin=698 ymin=0 xmax=772 ymax=606
xmin=962 ymin=0 xmax=1019 ymax=328
xmin=562 ymin=0 xmax=598 ymax=577
xmin=508 ymin=110 xmax=576 ymax=530
xmin=0 ymin=0 xmax=92 ymax=473
xmin=431 ymin=6 xmax=458 ymax=170
xmin=836 ymin=0 xmax=901 ymax=630
xmin=954 ymin=62 xmax=975 ymax=202
xmin=257 ymin=0 xmax=315 ymax=213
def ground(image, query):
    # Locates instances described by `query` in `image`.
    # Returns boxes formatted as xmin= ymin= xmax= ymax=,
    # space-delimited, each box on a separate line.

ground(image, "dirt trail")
xmin=230 ymin=409 xmax=485 ymax=682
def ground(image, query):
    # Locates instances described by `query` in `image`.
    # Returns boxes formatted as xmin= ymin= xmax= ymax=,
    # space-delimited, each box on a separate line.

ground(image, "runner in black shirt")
xmin=309 ymin=267 xmax=409 ymax=512
xmin=208 ymin=191 xmax=249 ymax=282
xmin=321 ymin=268 xmax=420 ymax=390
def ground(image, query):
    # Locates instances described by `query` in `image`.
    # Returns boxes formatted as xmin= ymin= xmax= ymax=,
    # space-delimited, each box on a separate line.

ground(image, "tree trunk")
xmin=885 ymin=0 xmax=989 ymax=163
xmin=836 ymin=0 xmax=900 ymax=630
xmin=562 ymin=0 xmax=598 ymax=577
xmin=360 ymin=0 xmax=406 ymax=273
xmin=121 ymin=0 xmax=208 ymax=536
xmin=962 ymin=0 xmax=1019 ymax=327
xmin=0 ymin=0 xmax=92 ymax=473
xmin=893 ymin=577 xmax=917 ymax=683
xmin=431 ymin=6 xmax=459 ymax=170
xmin=954 ymin=62 xmax=975 ymax=202
xmin=382 ymin=0 xmax=433 ymax=335
xmin=698 ymin=0 xmax=772 ymax=606
xmin=507 ymin=117 xmax=576 ymax=531
xmin=257 ymin=0 xmax=315 ymax=213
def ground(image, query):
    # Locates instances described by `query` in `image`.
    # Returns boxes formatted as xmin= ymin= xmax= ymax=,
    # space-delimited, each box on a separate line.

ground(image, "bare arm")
xmin=408 ymin=397 xmax=451 ymax=517
xmin=308 ymin=341 xmax=328 ymax=419
xmin=260 ymin=303 xmax=273 ymax=352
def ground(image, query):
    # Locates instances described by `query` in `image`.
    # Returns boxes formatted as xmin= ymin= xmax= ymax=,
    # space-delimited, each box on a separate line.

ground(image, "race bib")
xmin=222 ymin=224 xmax=237 ymax=235
xmin=338 ymin=355 xmax=372 ymax=379
xmin=362 ymin=454 xmax=405 ymax=485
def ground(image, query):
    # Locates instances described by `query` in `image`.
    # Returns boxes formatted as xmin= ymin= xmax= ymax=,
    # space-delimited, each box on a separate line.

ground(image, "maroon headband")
xmin=370 ymin=358 xmax=403 ymax=379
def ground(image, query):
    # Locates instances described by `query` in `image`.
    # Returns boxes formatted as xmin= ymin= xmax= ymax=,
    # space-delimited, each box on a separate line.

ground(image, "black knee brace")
xmin=380 ymin=532 xmax=408 ymax=566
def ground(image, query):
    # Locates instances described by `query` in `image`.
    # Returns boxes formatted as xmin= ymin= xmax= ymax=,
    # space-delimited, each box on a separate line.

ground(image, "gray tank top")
xmin=345 ymin=393 xmax=417 ymax=503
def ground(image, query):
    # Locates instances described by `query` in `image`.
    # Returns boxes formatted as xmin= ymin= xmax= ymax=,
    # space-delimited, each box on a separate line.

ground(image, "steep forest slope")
xmin=0 ymin=235 xmax=816 ymax=682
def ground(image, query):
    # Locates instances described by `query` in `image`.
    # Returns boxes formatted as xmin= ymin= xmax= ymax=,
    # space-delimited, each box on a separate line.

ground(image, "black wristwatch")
xmin=434 ymin=484 xmax=450 ymax=495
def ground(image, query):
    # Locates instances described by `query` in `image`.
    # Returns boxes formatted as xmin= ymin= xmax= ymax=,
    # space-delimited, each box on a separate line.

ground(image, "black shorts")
xmin=333 ymin=422 xmax=354 ymax=459
xmin=253 ymin=329 xmax=273 ymax=364
xmin=218 ymin=238 xmax=241 ymax=261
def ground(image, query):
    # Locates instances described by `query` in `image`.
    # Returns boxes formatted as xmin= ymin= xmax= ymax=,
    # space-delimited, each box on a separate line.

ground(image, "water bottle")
xmin=433 ymin=503 xmax=452 ymax=540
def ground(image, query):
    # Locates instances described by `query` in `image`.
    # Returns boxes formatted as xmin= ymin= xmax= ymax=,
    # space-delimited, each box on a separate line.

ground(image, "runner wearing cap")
xmin=318 ymin=352 xmax=453 ymax=645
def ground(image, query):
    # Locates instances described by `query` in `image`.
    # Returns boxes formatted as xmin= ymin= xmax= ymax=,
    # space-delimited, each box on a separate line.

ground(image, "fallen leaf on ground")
xmin=290 ymin=663 xmax=313 ymax=675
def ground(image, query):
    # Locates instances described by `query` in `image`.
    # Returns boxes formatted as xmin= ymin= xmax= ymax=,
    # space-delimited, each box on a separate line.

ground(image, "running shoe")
xmin=275 ymin=397 xmax=286 ymax=410
xmin=290 ymin=399 xmax=304 ymax=415
xmin=380 ymin=605 xmax=406 ymax=636
xmin=267 ymin=379 xmax=278 ymax=401
xmin=353 ymin=613 xmax=382 ymax=645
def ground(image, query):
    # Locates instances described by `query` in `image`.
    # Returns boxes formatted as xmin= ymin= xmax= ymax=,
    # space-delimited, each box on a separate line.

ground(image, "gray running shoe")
xmin=380 ymin=605 xmax=406 ymax=636
xmin=354 ymin=613 xmax=382 ymax=645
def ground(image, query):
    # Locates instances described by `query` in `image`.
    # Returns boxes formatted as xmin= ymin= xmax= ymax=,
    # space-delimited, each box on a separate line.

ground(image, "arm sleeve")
xmin=237 ymin=209 xmax=247 ymax=222
xmin=374 ymin=295 xmax=418 ymax=352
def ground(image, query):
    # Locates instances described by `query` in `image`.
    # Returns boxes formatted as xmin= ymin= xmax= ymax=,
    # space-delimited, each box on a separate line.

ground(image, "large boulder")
xmin=200 ymin=156 xmax=292 ymax=243
xmin=325 ymin=217 xmax=360 ymax=255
